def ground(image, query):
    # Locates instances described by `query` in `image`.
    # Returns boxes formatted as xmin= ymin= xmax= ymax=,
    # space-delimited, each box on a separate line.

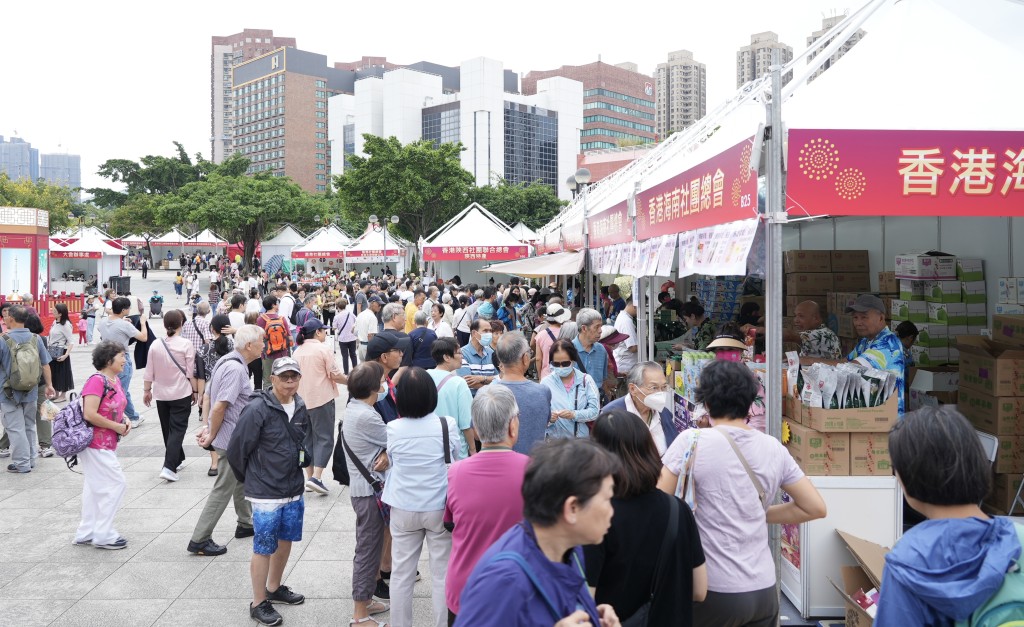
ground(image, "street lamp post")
xmin=368 ymin=214 xmax=400 ymax=275
xmin=566 ymin=168 xmax=592 ymax=308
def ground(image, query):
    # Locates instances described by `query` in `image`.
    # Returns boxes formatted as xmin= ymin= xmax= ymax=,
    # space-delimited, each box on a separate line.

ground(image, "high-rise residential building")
xmin=736 ymin=31 xmax=794 ymax=87
xmin=807 ymin=15 xmax=867 ymax=83
xmin=210 ymin=29 xmax=296 ymax=163
xmin=39 ymin=153 xmax=82 ymax=200
xmin=329 ymin=57 xmax=583 ymax=200
xmin=0 ymin=136 xmax=39 ymax=182
xmin=654 ymin=50 xmax=707 ymax=139
xmin=522 ymin=61 xmax=656 ymax=152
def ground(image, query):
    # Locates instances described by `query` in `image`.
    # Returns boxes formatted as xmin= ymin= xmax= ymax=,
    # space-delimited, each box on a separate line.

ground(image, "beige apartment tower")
xmin=654 ymin=50 xmax=706 ymax=139
xmin=807 ymin=15 xmax=867 ymax=83
xmin=736 ymin=31 xmax=794 ymax=87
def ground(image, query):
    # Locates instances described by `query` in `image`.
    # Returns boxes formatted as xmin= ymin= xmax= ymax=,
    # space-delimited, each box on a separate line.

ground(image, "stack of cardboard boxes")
xmin=890 ymin=252 xmax=986 ymax=366
xmin=784 ymin=250 xmax=872 ymax=353
xmin=996 ymin=277 xmax=1024 ymax=315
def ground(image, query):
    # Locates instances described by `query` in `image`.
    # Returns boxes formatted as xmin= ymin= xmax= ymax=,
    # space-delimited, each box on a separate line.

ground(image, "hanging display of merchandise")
xmin=677 ymin=218 xmax=761 ymax=277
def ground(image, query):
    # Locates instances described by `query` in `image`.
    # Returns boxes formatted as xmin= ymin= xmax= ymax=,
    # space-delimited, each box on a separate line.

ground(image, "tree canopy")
xmin=0 ymin=172 xmax=79 ymax=233
xmin=467 ymin=177 xmax=565 ymax=231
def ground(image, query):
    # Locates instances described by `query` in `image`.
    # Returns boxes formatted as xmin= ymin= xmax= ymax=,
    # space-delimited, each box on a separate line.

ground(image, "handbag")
xmin=341 ymin=430 xmax=390 ymax=525
xmin=622 ymin=497 xmax=679 ymax=627
xmin=674 ymin=430 xmax=701 ymax=512
xmin=715 ymin=427 xmax=770 ymax=512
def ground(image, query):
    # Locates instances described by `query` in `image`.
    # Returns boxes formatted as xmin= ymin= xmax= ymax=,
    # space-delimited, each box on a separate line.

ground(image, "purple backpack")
xmin=51 ymin=374 xmax=113 ymax=468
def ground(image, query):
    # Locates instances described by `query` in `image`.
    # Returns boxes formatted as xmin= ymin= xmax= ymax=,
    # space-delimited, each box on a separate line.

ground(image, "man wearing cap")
xmin=355 ymin=295 xmax=383 ymax=362
xmin=227 ymin=356 xmax=310 ymax=626
xmin=366 ymin=332 xmax=411 ymax=423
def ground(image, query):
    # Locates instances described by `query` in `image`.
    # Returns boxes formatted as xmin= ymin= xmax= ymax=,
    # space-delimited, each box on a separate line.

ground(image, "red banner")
xmin=587 ymin=201 xmax=631 ymax=248
xmin=345 ymin=249 xmax=406 ymax=259
xmin=561 ymin=222 xmax=584 ymax=251
xmin=636 ymin=137 xmax=757 ymax=239
xmin=787 ymin=129 xmax=1024 ymax=217
xmin=51 ymin=251 xmax=102 ymax=259
xmin=537 ymin=231 xmax=562 ymax=255
xmin=292 ymin=251 xmax=345 ymax=259
xmin=424 ymin=245 xmax=529 ymax=262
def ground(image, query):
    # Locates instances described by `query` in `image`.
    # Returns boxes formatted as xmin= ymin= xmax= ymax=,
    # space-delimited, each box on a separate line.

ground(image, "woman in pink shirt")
xmin=144 ymin=309 xmax=197 ymax=483
xmin=444 ymin=384 xmax=530 ymax=624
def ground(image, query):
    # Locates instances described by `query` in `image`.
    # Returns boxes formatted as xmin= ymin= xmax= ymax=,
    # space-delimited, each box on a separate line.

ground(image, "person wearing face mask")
xmin=457 ymin=319 xmax=498 ymax=397
xmin=603 ymin=362 xmax=678 ymax=458
xmin=540 ymin=340 xmax=600 ymax=439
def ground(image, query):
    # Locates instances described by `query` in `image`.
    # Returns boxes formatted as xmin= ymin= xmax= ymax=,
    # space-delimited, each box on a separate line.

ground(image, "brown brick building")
xmin=522 ymin=61 xmax=656 ymax=153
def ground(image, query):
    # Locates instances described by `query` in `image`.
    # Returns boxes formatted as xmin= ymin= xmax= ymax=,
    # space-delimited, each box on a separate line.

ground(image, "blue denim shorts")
xmin=252 ymin=498 xmax=304 ymax=555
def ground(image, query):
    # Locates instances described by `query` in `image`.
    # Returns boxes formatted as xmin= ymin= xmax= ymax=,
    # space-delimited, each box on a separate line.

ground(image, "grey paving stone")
xmin=299 ymin=530 xmax=358 ymax=561
xmin=0 ymin=562 xmax=119 ymax=600
xmin=151 ymin=598 xmax=271 ymax=627
xmin=178 ymin=559 xmax=297 ymax=600
xmin=128 ymin=531 xmax=200 ymax=562
xmin=2 ymin=488 xmax=81 ymax=509
xmin=0 ymin=599 xmax=76 ymax=627
xmin=0 ymin=508 xmax=49 ymax=533
xmin=85 ymin=561 xmax=209 ymax=599
xmin=0 ymin=561 xmax=35 ymax=588
xmin=277 ymin=559 xmax=354 ymax=599
xmin=0 ymin=530 xmax=73 ymax=561
xmin=48 ymin=598 xmax=172 ymax=627
xmin=123 ymin=487 xmax=211 ymax=510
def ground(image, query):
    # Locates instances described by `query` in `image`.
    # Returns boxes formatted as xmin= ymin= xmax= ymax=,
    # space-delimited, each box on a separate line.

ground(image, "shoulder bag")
xmin=622 ymin=496 xmax=679 ymax=627
xmin=341 ymin=431 xmax=390 ymax=525
xmin=715 ymin=427 xmax=770 ymax=512
xmin=160 ymin=339 xmax=188 ymax=378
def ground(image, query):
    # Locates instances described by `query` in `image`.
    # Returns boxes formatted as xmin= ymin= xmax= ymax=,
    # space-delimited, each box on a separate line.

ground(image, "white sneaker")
xmin=39 ymin=447 xmax=55 ymax=458
xmin=0 ymin=448 xmax=9 ymax=458
xmin=159 ymin=467 xmax=179 ymax=482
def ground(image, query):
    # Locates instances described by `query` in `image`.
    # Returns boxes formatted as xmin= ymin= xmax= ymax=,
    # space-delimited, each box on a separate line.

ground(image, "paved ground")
xmin=0 ymin=269 xmax=435 ymax=626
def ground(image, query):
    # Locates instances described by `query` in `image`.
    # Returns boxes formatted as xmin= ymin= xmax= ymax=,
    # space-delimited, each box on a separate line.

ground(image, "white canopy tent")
xmin=50 ymin=232 xmax=126 ymax=295
xmin=150 ymin=228 xmax=189 ymax=248
xmin=261 ymin=225 xmax=307 ymax=261
xmin=188 ymin=229 xmax=229 ymax=248
xmin=510 ymin=222 xmax=540 ymax=243
xmin=480 ymin=250 xmax=585 ymax=279
xmin=290 ymin=226 xmax=354 ymax=273
xmin=346 ymin=226 xmax=413 ymax=276
xmin=120 ymin=233 xmax=150 ymax=247
xmin=422 ymin=203 xmax=532 ymax=280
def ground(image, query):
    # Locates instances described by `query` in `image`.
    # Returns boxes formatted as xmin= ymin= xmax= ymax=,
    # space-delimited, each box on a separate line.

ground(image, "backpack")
xmin=261 ymin=314 xmax=289 ymax=354
xmin=2 ymin=333 xmax=42 ymax=394
xmin=286 ymin=295 xmax=300 ymax=325
xmin=958 ymin=523 xmax=1024 ymax=627
xmin=51 ymin=374 xmax=114 ymax=466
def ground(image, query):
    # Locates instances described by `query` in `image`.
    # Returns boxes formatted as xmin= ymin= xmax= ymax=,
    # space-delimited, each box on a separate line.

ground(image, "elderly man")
xmin=572 ymin=308 xmax=613 ymax=402
xmin=781 ymin=300 xmax=841 ymax=360
xmin=366 ymin=332 xmax=410 ymax=424
xmin=428 ymin=337 xmax=475 ymax=457
xmin=458 ymin=319 xmax=498 ymax=396
xmin=444 ymin=384 xmax=529 ymax=623
xmin=492 ymin=332 xmax=552 ymax=454
xmin=604 ymin=361 xmax=679 ymax=458
xmin=379 ymin=301 xmax=414 ymax=371
xmin=355 ymin=295 xmax=384 ymax=362
xmin=188 ymin=324 xmax=264 ymax=556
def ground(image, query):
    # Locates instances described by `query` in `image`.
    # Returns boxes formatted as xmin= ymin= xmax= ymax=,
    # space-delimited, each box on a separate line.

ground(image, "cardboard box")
xmin=986 ymin=473 xmax=1024 ymax=514
xmin=925 ymin=280 xmax=963 ymax=304
xmin=957 ymin=336 xmax=1024 ymax=396
xmin=998 ymin=277 xmax=1019 ymax=304
xmin=877 ymin=271 xmax=898 ymax=294
xmin=892 ymin=299 xmax=927 ymax=323
xmin=784 ymin=250 xmax=832 ymax=273
xmin=992 ymin=435 xmax=1024 ymax=473
xmin=928 ymin=302 xmax=967 ymax=325
xmin=995 ymin=304 xmax=1024 ymax=315
xmin=961 ymin=281 xmax=987 ymax=305
xmin=914 ymin=323 xmax=948 ymax=348
xmin=832 ymin=531 xmax=889 ymax=627
xmin=967 ymin=304 xmax=988 ymax=327
xmin=895 ymin=251 xmax=957 ymax=280
xmin=802 ymin=393 xmax=900 ymax=433
xmin=957 ymin=258 xmax=985 ymax=282
xmin=833 ymin=272 xmax=872 ymax=293
xmin=898 ymin=279 xmax=928 ymax=301
xmin=849 ymin=432 xmax=892 ymax=476
xmin=831 ymin=250 xmax=870 ymax=273
xmin=786 ymin=422 xmax=850 ymax=475
xmin=786 ymin=294 xmax=827 ymax=316
xmin=908 ymin=388 xmax=958 ymax=411
xmin=786 ymin=272 xmax=835 ymax=295
xmin=828 ymin=292 xmax=860 ymax=317
xmin=835 ymin=314 xmax=857 ymax=339
xmin=912 ymin=345 xmax=949 ymax=366
xmin=993 ymin=314 xmax=1024 ymax=346
xmin=908 ymin=366 xmax=959 ymax=392
xmin=958 ymin=387 xmax=1024 ymax=435
xmin=968 ymin=325 xmax=986 ymax=336
xmin=948 ymin=347 xmax=960 ymax=364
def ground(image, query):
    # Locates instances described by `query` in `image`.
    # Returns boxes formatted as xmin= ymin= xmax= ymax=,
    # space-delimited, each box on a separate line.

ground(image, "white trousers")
xmin=389 ymin=508 xmax=450 ymax=627
xmin=75 ymin=447 xmax=127 ymax=545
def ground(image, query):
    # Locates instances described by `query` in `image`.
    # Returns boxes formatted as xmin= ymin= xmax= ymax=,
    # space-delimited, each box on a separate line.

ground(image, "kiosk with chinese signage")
xmin=0 ymin=206 xmax=50 ymax=306
xmin=422 ymin=203 xmax=531 ymax=281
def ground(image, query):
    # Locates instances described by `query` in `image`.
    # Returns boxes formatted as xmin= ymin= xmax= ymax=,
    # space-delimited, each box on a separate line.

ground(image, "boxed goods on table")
xmin=997 ymin=277 xmax=1024 ymax=304
xmin=831 ymin=250 xmax=870 ymax=272
xmin=877 ymin=271 xmax=898 ymax=294
xmin=911 ymin=345 xmax=950 ymax=367
xmin=832 ymin=272 xmax=871 ymax=293
xmin=786 ymin=272 xmax=835 ymax=295
xmin=961 ymin=281 xmax=987 ymax=304
xmin=786 ymin=421 xmax=850 ymax=475
xmin=924 ymin=280 xmax=962 ymax=304
xmin=957 ymin=336 xmax=1024 ymax=397
xmin=849 ymin=432 xmax=892 ymax=476
xmin=832 ymin=531 xmax=890 ymax=627
xmin=993 ymin=314 xmax=1024 ymax=346
xmin=956 ymin=258 xmax=985 ymax=282
xmin=957 ymin=387 xmax=1024 ymax=435
xmin=899 ymin=279 xmax=928 ymax=301
xmin=800 ymin=385 xmax=901 ymax=431
xmin=915 ymin=323 xmax=948 ymax=348
xmin=894 ymin=251 xmax=957 ymax=280
xmin=967 ymin=304 xmax=987 ymax=327
xmin=891 ymin=299 xmax=927 ymax=322
xmin=928 ymin=302 xmax=967 ymax=325
xmin=784 ymin=250 xmax=832 ymax=273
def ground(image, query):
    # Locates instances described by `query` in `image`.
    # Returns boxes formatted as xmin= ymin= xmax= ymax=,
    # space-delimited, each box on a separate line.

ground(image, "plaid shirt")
xmin=182 ymin=316 xmax=211 ymax=353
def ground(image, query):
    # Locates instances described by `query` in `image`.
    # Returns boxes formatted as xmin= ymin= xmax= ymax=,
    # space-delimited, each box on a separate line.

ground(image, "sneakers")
xmin=305 ymin=477 xmax=329 ymax=495
xmin=6 ymin=464 xmax=29 ymax=474
xmin=0 ymin=448 xmax=10 ymax=458
xmin=235 ymin=525 xmax=255 ymax=539
xmin=187 ymin=539 xmax=227 ymax=556
xmin=373 ymin=578 xmax=390 ymax=601
xmin=39 ymin=446 xmax=55 ymax=458
xmin=131 ymin=416 xmax=145 ymax=426
xmin=94 ymin=537 xmax=128 ymax=550
xmin=72 ymin=537 xmax=93 ymax=546
xmin=159 ymin=467 xmax=179 ymax=482
xmin=266 ymin=584 xmax=305 ymax=605
xmin=250 ymin=599 xmax=283 ymax=626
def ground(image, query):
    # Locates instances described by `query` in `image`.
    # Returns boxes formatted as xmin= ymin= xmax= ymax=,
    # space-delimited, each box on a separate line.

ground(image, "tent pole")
xmin=647 ymin=277 xmax=655 ymax=364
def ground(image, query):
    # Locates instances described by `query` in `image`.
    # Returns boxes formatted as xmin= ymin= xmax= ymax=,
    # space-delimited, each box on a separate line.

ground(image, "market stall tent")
xmin=150 ymin=228 xmax=189 ymax=248
xmin=345 ymin=225 xmax=413 ymax=276
xmin=290 ymin=225 xmax=354 ymax=274
xmin=510 ymin=222 xmax=540 ymax=243
xmin=481 ymin=250 xmax=585 ymax=279
xmin=261 ymin=224 xmax=307 ymax=261
xmin=188 ymin=229 xmax=229 ymax=248
xmin=50 ymin=231 xmax=126 ymax=295
xmin=422 ymin=203 xmax=531 ymax=280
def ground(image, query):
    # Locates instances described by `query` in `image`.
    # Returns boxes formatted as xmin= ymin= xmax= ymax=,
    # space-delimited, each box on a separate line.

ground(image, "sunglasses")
xmin=276 ymin=373 xmax=301 ymax=382
xmin=550 ymin=360 xmax=574 ymax=368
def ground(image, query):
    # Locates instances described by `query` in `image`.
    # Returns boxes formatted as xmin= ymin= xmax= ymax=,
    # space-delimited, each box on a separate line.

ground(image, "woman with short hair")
xmin=293 ymin=318 xmax=347 ymax=495
xmin=540 ymin=339 xmax=599 ymax=439
xmin=144 ymin=309 xmax=197 ymax=482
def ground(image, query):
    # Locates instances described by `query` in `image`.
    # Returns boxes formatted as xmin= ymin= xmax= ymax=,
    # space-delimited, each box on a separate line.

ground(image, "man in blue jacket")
xmin=603 ymin=362 xmax=678 ymax=458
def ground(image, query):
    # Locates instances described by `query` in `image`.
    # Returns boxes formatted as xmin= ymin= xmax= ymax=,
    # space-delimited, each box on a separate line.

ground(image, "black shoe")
xmin=266 ymin=584 xmax=304 ymax=605
xmin=249 ymin=599 xmax=283 ymax=626
xmin=379 ymin=568 xmax=420 ymax=582
xmin=373 ymin=578 xmax=390 ymax=601
xmin=6 ymin=464 xmax=29 ymax=474
xmin=187 ymin=539 xmax=227 ymax=556
xmin=235 ymin=525 xmax=254 ymax=539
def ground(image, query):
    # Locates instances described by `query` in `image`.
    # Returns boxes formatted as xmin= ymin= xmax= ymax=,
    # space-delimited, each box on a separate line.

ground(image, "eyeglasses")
xmin=551 ymin=360 xmax=574 ymax=368
xmin=276 ymin=373 xmax=301 ymax=382
xmin=642 ymin=384 xmax=669 ymax=392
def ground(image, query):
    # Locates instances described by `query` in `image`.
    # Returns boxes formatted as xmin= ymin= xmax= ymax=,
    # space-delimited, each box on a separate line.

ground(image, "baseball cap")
xmin=271 ymin=357 xmax=302 ymax=376
xmin=368 ymin=295 xmax=385 ymax=305
xmin=366 ymin=331 xmax=412 ymax=361
xmin=302 ymin=318 xmax=327 ymax=333
xmin=845 ymin=294 xmax=886 ymax=314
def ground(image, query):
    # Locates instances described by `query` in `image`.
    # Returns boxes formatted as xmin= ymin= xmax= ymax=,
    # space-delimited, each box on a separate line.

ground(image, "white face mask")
xmin=639 ymin=390 xmax=669 ymax=413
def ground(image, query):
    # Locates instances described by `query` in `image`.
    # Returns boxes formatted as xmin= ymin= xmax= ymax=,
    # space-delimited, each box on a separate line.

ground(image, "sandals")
xmin=349 ymin=617 xmax=389 ymax=626
xmin=348 ymin=601 xmax=389 ymax=626
xmin=365 ymin=601 xmax=388 ymax=616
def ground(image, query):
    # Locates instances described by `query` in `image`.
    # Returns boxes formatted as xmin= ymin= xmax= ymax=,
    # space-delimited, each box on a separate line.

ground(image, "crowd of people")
xmin=1 ymin=262 xmax=1020 ymax=627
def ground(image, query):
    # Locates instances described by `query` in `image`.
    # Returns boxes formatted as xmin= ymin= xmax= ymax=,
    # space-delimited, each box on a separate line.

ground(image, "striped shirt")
xmin=457 ymin=344 xmax=498 ymax=396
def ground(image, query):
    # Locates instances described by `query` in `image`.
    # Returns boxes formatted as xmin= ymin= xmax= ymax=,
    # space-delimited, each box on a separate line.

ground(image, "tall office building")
xmin=654 ymin=50 xmax=707 ymax=139
xmin=522 ymin=61 xmax=656 ymax=152
xmin=736 ymin=32 xmax=794 ymax=87
xmin=807 ymin=15 xmax=867 ymax=83
xmin=0 ymin=136 xmax=39 ymax=182
xmin=329 ymin=57 xmax=582 ymax=200
xmin=39 ymin=153 xmax=82 ymax=200
xmin=210 ymin=29 xmax=297 ymax=163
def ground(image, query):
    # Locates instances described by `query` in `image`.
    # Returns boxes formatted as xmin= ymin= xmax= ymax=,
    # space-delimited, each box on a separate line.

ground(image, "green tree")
xmin=108 ymin=195 xmax=166 ymax=260
xmin=87 ymin=141 xmax=217 ymax=208
xmin=467 ymin=177 xmax=566 ymax=230
xmin=0 ymin=172 xmax=79 ymax=233
xmin=334 ymin=136 xmax=474 ymax=242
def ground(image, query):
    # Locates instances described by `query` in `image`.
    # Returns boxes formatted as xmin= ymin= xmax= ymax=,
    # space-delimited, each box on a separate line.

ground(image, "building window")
xmin=502 ymin=101 xmax=559 ymax=192
xmin=583 ymin=115 xmax=655 ymax=133
xmin=583 ymin=88 xmax=655 ymax=108
xmin=315 ymin=79 xmax=326 ymax=88
xmin=422 ymin=102 xmax=461 ymax=147
xmin=316 ymin=111 xmax=326 ymax=118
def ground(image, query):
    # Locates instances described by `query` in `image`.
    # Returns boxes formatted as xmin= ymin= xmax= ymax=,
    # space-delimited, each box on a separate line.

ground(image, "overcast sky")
xmin=2 ymin=0 xmax=866 ymax=193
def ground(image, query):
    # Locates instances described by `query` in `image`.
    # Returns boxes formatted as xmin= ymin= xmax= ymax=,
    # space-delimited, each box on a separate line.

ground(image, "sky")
xmin=2 ymin=0 xmax=862 ymax=193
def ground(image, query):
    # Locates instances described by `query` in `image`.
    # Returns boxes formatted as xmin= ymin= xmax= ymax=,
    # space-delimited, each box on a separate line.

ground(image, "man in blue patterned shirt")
xmin=846 ymin=294 xmax=905 ymax=416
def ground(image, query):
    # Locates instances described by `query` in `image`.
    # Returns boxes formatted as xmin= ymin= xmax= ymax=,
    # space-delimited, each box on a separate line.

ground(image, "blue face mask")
xmin=552 ymin=365 xmax=574 ymax=378
xmin=480 ymin=333 xmax=493 ymax=347
xmin=377 ymin=385 xmax=388 ymax=403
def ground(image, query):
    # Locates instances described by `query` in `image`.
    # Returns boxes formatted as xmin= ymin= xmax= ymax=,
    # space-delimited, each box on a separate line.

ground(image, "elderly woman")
xmin=74 ymin=341 xmax=132 ymax=550
xmin=343 ymin=362 xmax=392 ymax=626
xmin=408 ymin=311 xmax=439 ymax=370
xmin=428 ymin=303 xmax=453 ymax=339
xmin=384 ymin=367 xmax=462 ymax=627
xmin=293 ymin=317 xmax=347 ymax=495
xmin=587 ymin=410 xmax=707 ymax=625
xmin=657 ymin=360 xmax=826 ymax=627
xmin=144 ymin=309 xmax=197 ymax=482
xmin=456 ymin=438 xmax=622 ymax=627
xmin=540 ymin=339 xmax=599 ymax=439
xmin=444 ymin=385 xmax=530 ymax=624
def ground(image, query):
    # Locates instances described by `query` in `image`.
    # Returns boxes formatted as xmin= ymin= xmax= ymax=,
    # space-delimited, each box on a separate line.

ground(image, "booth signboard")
xmin=636 ymin=137 xmax=757 ymax=240
xmin=52 ymin=251 xmax=103 ymax=259
xmin=588 ymin=201 xmax=632 ymax=248
xmin=786 ymin=129 xmax=1024 ymax=217
xmin=423 ymin=245 xmax=529 ymax=262
xmin=345 ymin=249 xmax=405 ymax=259
xmin=293 ymin=250 xmax=345 ymax=259
xmin=561 ymin=221 xmax=585 ymax=251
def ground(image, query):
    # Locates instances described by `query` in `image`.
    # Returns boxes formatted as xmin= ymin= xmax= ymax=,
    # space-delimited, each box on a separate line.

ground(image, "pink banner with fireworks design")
xmin=787 ymin=129 xmax=1024 ymax=217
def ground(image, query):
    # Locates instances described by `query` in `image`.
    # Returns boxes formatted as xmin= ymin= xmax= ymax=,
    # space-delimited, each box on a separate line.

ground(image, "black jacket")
xmin=227 ymin=389 xmax=310 ymax=500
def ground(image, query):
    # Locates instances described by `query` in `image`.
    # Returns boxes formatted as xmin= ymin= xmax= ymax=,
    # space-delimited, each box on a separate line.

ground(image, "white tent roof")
xmin=424 ymin=203 xmax=524 ymax=249
xmin=347 ymin=226 xmax=412 ymax=254
xmin=55 ymin=236 xmax=126 ymax=257
xmin=290 ymin=227 xmax=351 ymax=257
xmin=188 ymin=229 xmax=228 ymax=246
xmin=151 ymin=228 xmax=189 ymax=246
xmin=784 ymin=0 xmax=1024 ymax=131
xmin=120 ymin=233 xmax=149 ymax=246
xmin=510 ymin=222 xmax=540 ymax=242
xmin=481 ymin=251 xmax=585 ymax=278
xmin=263 ymin=225 xmax=308 ymax=247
